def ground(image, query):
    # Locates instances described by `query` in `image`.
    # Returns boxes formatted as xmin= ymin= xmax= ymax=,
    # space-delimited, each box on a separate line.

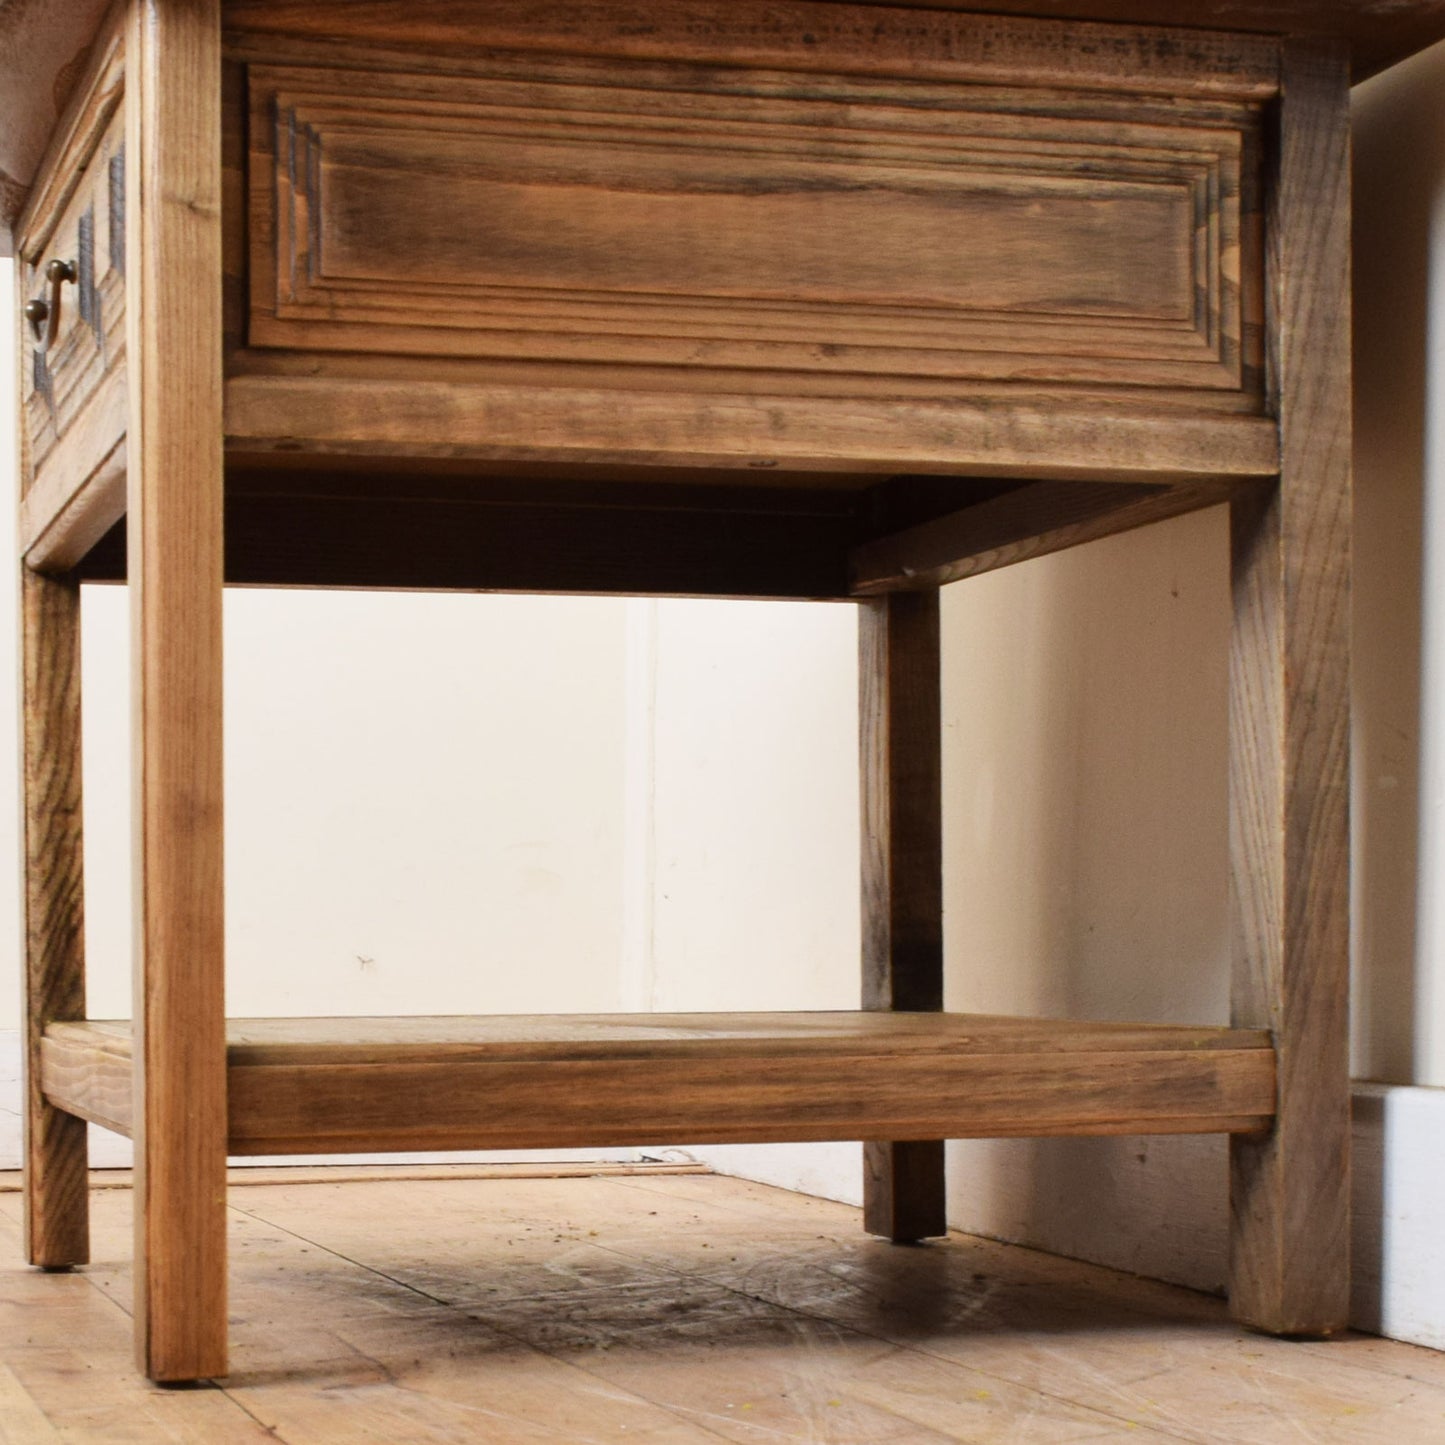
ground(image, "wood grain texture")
xmin=19 ymin=570 xmax=88 ymax=1269
xmin=860 ymin=594 xmax=945 ymax=1240
xmin=20 ymin=368 xmax=127 ymax=571
xmin=244 ymin=58 xmax=1259 ymax=400
xmin=802 ymin=1 xmax=1445 ymax=83
xmin=125 ymin=0 xmax=228 ymax=1383
xmin=222 ymin=375 xmax=1281 ymax=481
xmin=849 ymin=478 xmax=1238 ymax=593
xmin=223 ymin=0 xmax=1282 ymax=97
xmin=7 ymin=1172 xmax=1445 ymax=1439
xmin=225 ymin=342 xmax=1271 ymax=412
xmin=68 ymin=1011 xmax=1277 ymax=1059
xmin=8 ymin=1172 xmax=1445 ymax=1440
xmin=19 ymin=106 xmax=127 ymax=493
xmin=1227 ymin=41 xmax=1352 ymax=1338
xmin=40 ymin=1013 xmax=1277 ymax=1154
xmin=860 ymin=597 xmax=944 ymax=1016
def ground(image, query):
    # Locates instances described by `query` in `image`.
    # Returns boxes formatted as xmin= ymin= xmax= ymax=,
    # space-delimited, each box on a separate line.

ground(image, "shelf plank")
xmin=42 ymin=1012 xmax=1275 ymax=1155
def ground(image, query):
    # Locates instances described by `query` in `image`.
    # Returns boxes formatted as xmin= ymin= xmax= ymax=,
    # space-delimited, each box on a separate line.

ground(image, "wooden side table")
xmin=8 ymin=0 xmax=1402 ymax=1383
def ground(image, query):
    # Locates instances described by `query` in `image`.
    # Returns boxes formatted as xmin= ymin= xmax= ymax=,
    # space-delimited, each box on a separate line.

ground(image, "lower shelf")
xmin=41 ymin=1011 xmax=1276 ymax=1155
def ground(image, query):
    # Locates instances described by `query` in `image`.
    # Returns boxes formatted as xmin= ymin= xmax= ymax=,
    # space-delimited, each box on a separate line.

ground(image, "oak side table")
xmin=6 ymin=0 xmax=1414 ymax=1384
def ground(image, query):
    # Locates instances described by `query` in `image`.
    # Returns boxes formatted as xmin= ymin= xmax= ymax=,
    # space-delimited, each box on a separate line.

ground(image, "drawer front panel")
xmin=247 ymin=59 xmax=1261 ymax=400
xmin=20 ymin=105 xmax=127 ymax=491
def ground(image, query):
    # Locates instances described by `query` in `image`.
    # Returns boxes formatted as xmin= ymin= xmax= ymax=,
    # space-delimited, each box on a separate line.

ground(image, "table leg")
xmin=125 ymin=0 xmax=228 ymax=1382
xmin=20 ymin=568 xmax=89 ymax=1269
xmin=1227 ymin=39 xmax=1352 ymax=1337
xmin=859 ymin=591 xmax=946 ymax=1242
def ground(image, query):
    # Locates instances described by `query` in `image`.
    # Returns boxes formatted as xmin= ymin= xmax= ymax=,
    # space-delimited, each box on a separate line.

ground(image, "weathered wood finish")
xmin=8 ymin=1173 xmax=1445 ymax=1441
xmin=21 ymin=371 xmax=127 ymax=571
xmin=19 ymin=570 xmax=88 ymax=1269
xmin=9 ymin=0 xmax=1367 ymax=1377
xmin=69 ymin=469 xmax=1263 ymax=603
xmin=39 ymin=1013 xmax=1278 ymax=1153
xmin=223 ymin=375 xmax=1281 ymax=481
xmin=224 ymin=0 xmax=1268 ymax=489
xmin=1227 ymin=42 xmax=1352 ymax=1337
xmin=860 ymin=594 xmax=946 ymax=1241
xmin=224 ymin=0 xmax=1283 ymax=97
xmin=860 ymin=597 xmax=944 ymax=1017
xmin=849 ymin=478 xmax=1239 ymax=593
xmin=18 ymin=57 xmax=127 ymax=497
xmin=807 ymin=1 xmax=1445 ymax=83
xmin=245 ymin=56 xmax=1260 ymax=401
xmin=14 ymin=6 xmax=129 ymax=578
xmin=125 ymin=0 xmax=228 ymax=1383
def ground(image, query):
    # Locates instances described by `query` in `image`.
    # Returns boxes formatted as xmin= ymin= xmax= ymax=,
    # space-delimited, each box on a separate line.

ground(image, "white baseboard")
xmin=1350 ymin=1082 xmax=1445 ymax=1350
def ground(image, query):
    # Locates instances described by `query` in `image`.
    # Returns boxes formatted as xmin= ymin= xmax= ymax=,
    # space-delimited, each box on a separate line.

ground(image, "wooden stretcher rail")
xmin=41 ymin=1011 xmax=1276 ymax=1154
xmin=848 ymin=477 xmax=1242 ymax=594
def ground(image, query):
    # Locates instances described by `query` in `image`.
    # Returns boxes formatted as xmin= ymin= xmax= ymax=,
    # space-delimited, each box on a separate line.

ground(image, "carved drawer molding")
xmin=18 ymin=41 xmax=126 ymax=500
xmin=246 ymin=58 xmax=1262 ymax=405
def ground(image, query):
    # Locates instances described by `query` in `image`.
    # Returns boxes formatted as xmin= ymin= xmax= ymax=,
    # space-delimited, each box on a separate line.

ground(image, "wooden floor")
xmin=1 ymin=1166 xmax=1442 ymax=1443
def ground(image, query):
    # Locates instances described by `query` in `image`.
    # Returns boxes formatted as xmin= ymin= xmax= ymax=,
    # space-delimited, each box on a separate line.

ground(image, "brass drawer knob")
xmin=25 ymin=258 xmax=77 ymax=353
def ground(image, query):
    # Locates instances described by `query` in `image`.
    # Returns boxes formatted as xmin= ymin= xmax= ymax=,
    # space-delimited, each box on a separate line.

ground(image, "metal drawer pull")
xmin=23 ymin=258 xmax=78 ymax=354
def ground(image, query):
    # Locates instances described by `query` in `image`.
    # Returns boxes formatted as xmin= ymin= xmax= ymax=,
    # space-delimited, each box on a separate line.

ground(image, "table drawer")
xmin=19 ymin=104 xmax=127 ymax=493
xmin=243 ymin=50 xmax=1263 ymax=405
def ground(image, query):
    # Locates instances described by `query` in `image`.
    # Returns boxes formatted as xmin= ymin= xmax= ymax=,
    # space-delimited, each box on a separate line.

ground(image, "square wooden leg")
xmin=20 ymin=568 xmax=89 ymax=1269
xmin=859 ymin=591 xmax=947 ymax=1242
xmin=1227 ymin=40 xmax=1352 ymax=1337
xmin=125 ymin=0 xmax=228 ymax=1382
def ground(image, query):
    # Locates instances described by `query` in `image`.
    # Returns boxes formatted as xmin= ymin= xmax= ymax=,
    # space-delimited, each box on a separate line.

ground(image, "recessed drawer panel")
xmin=20 ymin=104 xmax=127 ymax=492
xmin=246 ymin=59 xmax=1262 ymax=400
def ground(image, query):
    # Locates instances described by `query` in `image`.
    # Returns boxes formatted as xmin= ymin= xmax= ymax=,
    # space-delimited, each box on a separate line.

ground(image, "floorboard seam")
xmin=590 ymin=1177 xmax=1208 ymax=1439
xmin=216 ymin=1387 xmax=293 ymax=1443
xmin=228 ymin=1189 xmax=1193 ymax=1443
xmin=222 ymin=1197 xmax=746 ymax=1445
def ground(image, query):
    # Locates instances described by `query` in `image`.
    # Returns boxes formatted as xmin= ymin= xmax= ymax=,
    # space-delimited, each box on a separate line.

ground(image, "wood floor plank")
xmin=584 ymin=1176 xmax=1445 ymax=1445
xmin=79 ymin=1190 xmax=770 ymax=1443
xmin=224 ymin=1183 xmax=1178 ymax=1443
xmin=0 ymin=1364 xmax=62 ymax=1445
xmin=0 ymin=1204 xmax=267 ymax=1443
xmin=6 ymin=1174 xmax=1443 ymax=1441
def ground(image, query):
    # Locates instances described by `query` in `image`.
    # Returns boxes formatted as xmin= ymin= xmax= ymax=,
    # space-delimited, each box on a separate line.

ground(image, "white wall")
xmin=81 ymin=586 xmax=635 ymax=1022
xmin=1353 ymin=41 xmax=1445 ymax=1090
xmin=638 ymin=598 xmax=860 ymax=1016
